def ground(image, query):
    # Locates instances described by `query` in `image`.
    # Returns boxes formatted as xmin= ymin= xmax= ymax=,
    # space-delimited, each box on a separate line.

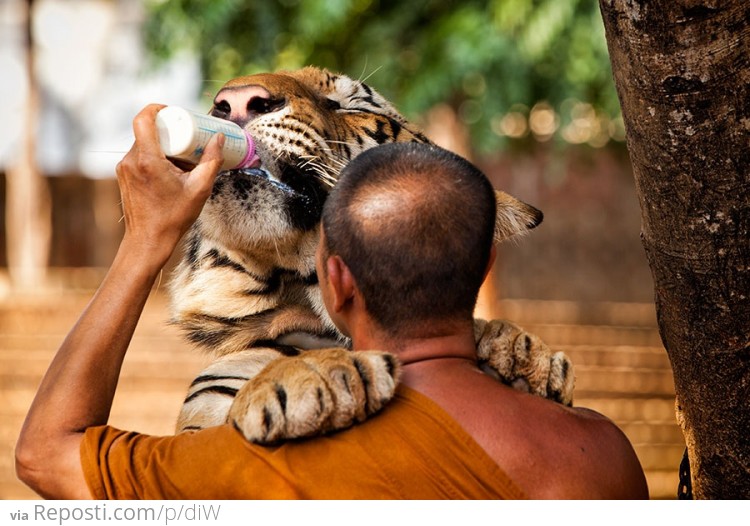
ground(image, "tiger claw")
xmin=228 ymin=348 xmax=400 ymax=444
xmin=228 ymin=357 xmax=334 ymax=444
xmin=474 ymin=318 xmax=575 ymax=406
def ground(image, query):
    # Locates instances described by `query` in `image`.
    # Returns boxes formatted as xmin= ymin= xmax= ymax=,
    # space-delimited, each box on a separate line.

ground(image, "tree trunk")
xmin=6 ymin=0 xmax=52 ymax=291
xmin=599 ymin=0 xmax=750 ymax=498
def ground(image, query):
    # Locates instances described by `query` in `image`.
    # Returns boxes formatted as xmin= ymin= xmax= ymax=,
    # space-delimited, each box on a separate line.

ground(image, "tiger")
xmin=169 ymin=66 xmax=575 ymax=444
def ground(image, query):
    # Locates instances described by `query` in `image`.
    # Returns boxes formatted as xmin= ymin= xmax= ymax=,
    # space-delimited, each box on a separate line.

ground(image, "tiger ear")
xmin=493 ymin=190 xmax=543 ymax=243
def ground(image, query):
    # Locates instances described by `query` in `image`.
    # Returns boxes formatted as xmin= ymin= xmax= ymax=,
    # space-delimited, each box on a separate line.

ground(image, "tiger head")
xmin=196 ymin=67 xmax=540 ymax=266
xmin=171 ymin=67 xmax=543 ymax=354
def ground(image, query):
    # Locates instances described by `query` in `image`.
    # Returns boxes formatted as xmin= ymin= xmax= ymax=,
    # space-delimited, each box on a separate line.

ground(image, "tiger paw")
xmin=474 ymin=318 xmax=575 ymax=406
xmin=228 ymin=348 xmax=401 ymax=444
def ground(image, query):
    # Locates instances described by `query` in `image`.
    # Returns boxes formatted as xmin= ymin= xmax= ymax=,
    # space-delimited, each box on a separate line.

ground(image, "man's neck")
xmin=349 ymin=317 xmax=478 ymax=367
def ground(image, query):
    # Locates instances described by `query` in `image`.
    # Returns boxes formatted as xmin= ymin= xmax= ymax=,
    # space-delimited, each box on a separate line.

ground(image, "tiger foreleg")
xmin=176 ymin=349 xmax=282 ymax=433
xmin=474 ymin=318 xmax=575 ymax=406
xmin=228 ymin=348 xmax=400 ymax=444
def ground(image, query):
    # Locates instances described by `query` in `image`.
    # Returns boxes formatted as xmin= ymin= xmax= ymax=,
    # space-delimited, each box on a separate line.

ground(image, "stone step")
xmin=619 ymin=422 xmax=684 ymax=445
xmin=523 ymin=323 xmax=663 ymax=347
xmin=0 ymin=354 xmax=206 ymax=383
xmin=579 ymin=397 xmax=676 ymax=423
xmin=497 ymin=299 xmax=659 ymax=327
xmin=560 ymin=345 xmax=670 ymax=369
xmin=574 ymin=365 xmax=675 ymax=396
xmin=0 ymin=292 xmax=172 ymax=334
xmin=0 ymin=332 xmax=185 ymax=351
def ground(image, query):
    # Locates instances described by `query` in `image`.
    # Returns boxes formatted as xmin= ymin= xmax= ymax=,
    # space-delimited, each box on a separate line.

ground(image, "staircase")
xmin=0 ymin=292 xmax=682 ymax=499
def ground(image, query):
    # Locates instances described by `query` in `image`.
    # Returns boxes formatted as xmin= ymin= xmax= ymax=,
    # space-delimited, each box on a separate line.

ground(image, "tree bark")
xmin=6 ymin=0 xmax=52 ymax=290
xmin=599 ymin=0 xmax=750 ymax=498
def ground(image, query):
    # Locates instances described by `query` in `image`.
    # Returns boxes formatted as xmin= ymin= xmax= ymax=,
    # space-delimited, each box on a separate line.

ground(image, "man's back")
xmin=403 ymin=358 xmax=649 ymax=499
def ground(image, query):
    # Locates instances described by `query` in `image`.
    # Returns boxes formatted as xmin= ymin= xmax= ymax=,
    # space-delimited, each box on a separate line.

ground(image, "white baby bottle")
xmin=155 ymin=106 xmax=257 ymax=171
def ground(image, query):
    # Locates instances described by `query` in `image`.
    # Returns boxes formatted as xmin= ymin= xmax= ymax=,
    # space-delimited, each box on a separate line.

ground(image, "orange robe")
xmin=81 ymin=386 xmax=526 ymax=499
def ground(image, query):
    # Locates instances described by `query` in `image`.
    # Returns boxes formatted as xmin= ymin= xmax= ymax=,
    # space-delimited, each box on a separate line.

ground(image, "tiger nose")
xmin=213 ymin=85 xmax=274 ymax=128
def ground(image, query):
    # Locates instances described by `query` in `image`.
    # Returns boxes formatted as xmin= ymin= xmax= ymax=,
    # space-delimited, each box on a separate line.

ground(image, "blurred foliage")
xmin=144 ymin=0 xmax=620 ymax=151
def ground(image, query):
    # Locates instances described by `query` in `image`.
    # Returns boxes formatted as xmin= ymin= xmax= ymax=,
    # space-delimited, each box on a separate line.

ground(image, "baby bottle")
xmin=155 ymin=106 xmax=257 ymax=171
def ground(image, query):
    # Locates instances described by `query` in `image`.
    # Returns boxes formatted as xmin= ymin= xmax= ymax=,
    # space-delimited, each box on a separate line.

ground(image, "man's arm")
xmin=14 ymin=104 xmax=224 ymax=499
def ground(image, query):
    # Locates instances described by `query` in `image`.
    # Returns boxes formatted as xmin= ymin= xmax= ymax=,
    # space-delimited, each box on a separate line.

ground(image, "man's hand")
xmin=116 ymin=104 xmax=224 ymax=267
xmin=15 ymin=104 xmax=224 ymax=499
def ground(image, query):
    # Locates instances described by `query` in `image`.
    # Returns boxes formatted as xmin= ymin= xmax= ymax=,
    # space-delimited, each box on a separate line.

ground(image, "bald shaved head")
xmin=321 ymin=143 xmax=496 ymax=336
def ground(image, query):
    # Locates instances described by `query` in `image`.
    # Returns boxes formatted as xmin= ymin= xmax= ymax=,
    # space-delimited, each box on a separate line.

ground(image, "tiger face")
xmin=170 ymin=67 xmax=542 ymax=356
xmin=198 ymin=67 xmax=430 ymax=265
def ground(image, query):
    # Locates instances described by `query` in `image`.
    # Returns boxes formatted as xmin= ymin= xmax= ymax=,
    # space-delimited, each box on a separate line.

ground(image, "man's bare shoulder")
xmin=486 ymin=383 xmax=649 ymax=499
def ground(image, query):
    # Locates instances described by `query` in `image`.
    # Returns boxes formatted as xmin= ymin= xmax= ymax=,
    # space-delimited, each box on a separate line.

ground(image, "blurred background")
xmin=0 ymin=0 xmax=683 ymax=499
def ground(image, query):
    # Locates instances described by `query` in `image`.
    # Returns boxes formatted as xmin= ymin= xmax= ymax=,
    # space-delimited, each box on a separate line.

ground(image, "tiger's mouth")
xmin=217 ymin=159 xmax=330 ymax=231
xmin=223 ymin=166 xmax=298 ymax=196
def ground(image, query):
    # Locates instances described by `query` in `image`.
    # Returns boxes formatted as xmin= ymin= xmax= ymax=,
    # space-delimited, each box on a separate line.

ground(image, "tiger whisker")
xmin=300 ymin=155 xmax=328 ymax=172
xmin=359 ymin=65 xmax=383 ymax=85
xmin=358 ymin=57 xmax=370 ymax=83
xmin=298 ymin=155 xmax=339 ymax=187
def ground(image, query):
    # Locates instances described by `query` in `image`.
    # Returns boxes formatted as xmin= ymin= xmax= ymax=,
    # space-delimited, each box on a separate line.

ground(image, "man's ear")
xmin=326 ymin=255 xmax=357 ymax=313
xmin=493 ymin=190 xmax=543 ymax=243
